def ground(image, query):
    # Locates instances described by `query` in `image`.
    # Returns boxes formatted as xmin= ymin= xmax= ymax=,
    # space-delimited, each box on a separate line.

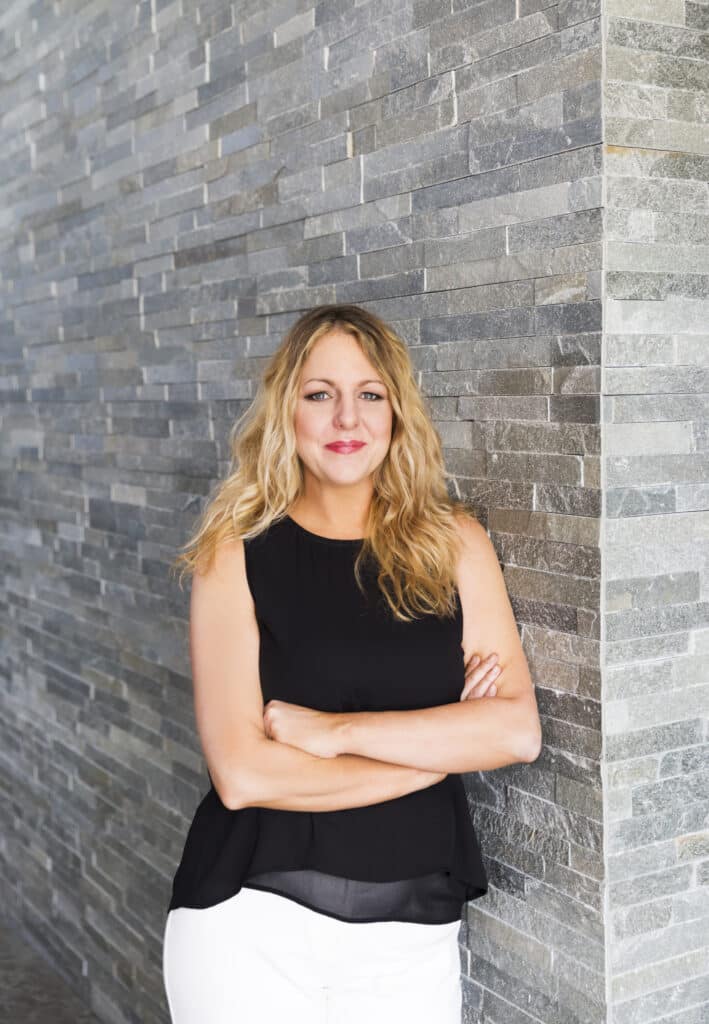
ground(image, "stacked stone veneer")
xmin=603 ymin=3 xmax=709 ymax=1022
xmin=0 ymin=1 xmax=706 ymax=1022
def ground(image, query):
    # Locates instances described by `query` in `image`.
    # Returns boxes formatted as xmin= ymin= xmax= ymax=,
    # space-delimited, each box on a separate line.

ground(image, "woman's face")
xmin=293 ymin=329 xmax=393 ymax=491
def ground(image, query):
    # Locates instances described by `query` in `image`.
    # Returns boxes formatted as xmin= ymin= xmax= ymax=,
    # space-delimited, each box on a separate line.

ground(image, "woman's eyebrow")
xmin=303 ymin=378 xmax=384 ymax=386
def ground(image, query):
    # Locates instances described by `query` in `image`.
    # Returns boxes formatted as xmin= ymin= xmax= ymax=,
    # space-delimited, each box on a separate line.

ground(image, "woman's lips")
xmin=325 ymin=442 xmax=366 ymax=453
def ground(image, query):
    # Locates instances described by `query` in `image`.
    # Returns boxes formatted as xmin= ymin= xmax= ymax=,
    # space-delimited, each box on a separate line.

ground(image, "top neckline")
xmin=285 ymin=514 xmax=365 ymax=547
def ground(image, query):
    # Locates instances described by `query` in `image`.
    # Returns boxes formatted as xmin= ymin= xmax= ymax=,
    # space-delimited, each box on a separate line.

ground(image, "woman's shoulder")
xmin=451 ymin=509 xmax=488 ymax=551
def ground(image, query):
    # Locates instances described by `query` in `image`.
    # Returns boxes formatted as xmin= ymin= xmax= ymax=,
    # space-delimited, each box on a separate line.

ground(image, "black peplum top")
xmin=167 ymin=513 xmax=488 ymax=924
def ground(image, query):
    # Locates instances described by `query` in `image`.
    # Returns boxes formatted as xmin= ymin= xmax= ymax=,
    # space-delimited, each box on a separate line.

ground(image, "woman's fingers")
xmin=460 ymin=652 xmax=501 ymax=701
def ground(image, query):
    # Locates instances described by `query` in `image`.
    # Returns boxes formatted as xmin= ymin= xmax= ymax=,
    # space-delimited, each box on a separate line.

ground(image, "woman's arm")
xmin=264 ymin=517 xmax=542 ymax=775
xmin=330 ymin=517 xmax=543 ymax=773
xmin=332 ymin=698 xmax=536 ymax=775
xmin=233 ymin=737 xmax=445 ymax=812
xmin=190 ymin=537 xmax=445 ymax=813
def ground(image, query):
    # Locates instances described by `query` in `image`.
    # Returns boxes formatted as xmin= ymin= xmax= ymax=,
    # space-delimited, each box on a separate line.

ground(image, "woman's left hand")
xmin=263 ymin=699 xmax=341 ymax=758
xmin=460 ymin=650 xmax=501 ymax=700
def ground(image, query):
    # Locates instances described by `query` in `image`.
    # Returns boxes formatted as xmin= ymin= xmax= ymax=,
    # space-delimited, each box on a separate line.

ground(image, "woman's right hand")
xmin=459 ymin=651 xmax=500 ymax=701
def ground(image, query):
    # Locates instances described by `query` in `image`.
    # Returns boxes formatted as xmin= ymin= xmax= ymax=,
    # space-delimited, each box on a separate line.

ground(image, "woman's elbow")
xmin=510 ymin=697 xmax=543 ymax=764
xmin=520 ymin=723 xmax=543 ymax=763
xmin=221 ymin=743 xmax=270 ymax=810
xmin=210 ymin=770 xmax=241 ymax=811
xmin=207 ymin=759 xmax=251 ymax=811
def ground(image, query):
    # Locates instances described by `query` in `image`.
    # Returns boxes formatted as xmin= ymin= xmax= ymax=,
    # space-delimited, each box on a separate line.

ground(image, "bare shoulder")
xmin=191 ymin=535 xmax=253 ymax=606
xmin=450 ymin=511 xmax=542 ymax=759
xmin=452 ymin=510 xmax=495 ymax=568
xmin=188 ymin=533 xmax=263 ymax=809
xmin=189 ymin=534 xmax=258 ymax=668
xmin=195 ymin=534 xmax=245 ymax=581
xmin=451 ymin=511 xmax=534 ymax=703
xmin=451 ymin=509 xmax=507 ymax=618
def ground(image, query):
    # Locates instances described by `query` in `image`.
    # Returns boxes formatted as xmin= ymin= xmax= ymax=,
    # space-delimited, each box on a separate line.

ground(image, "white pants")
xmin=163 ymin=884 xmax=463 ymax=1023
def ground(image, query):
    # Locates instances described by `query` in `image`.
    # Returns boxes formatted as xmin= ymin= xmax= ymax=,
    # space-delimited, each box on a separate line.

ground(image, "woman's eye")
xmin=304 ymin=391 xmax=383 ymax=401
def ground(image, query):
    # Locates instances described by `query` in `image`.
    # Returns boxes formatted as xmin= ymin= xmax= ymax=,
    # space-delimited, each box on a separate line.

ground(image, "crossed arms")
xmin=189 ymin=517 xmax=542 ymax=813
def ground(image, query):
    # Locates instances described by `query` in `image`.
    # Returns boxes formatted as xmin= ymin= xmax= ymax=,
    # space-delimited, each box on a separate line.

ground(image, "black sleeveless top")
xmin=167 ymin=514 xmax=489 ymax=924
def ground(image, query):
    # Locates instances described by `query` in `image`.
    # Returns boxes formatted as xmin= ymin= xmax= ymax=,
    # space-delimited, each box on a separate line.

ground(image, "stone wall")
xmin=0 ymin=1 xmax=705 ymax=1023
xmin=603 ymin=3 xmax=709 ymax=1021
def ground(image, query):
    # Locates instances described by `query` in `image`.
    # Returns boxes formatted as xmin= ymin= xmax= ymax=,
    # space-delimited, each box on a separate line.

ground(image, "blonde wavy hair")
xmin=170 ymin=303 xmax=477 ymax=622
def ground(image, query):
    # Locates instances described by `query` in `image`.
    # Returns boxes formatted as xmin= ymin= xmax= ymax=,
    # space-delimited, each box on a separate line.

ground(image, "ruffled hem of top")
xmin=167 ymin=776 xmax=488 ymax=914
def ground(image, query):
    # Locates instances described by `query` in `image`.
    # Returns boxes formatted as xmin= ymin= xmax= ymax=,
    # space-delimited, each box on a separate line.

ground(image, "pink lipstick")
xmin=325 ymin=441 xmax=366 ymax=454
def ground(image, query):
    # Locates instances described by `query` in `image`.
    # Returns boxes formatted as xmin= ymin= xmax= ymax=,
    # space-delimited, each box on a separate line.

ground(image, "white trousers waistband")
xmin=163 ymin=883 xmax=463 ymax=1023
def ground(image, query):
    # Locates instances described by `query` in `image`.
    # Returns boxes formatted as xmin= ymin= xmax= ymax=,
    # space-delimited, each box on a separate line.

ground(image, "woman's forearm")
xmin=229 ymin=735 xmax=446 ymax=812
xmin=333 ymin=696 xmax=540 ymax=773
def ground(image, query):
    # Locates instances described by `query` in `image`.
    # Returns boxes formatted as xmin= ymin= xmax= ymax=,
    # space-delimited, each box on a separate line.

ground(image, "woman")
xmin=163 ymin=303 xmax=542 ymax=1022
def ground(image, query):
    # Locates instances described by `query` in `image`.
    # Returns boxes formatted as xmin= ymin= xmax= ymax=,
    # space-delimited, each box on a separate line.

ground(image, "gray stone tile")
xmin=0 ymin=917 xmax=99 ymax=1023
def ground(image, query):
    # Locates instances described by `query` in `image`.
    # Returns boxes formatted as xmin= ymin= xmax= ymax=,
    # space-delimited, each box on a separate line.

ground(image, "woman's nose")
xmin=334 ymin=399 xmax=358 ymax=425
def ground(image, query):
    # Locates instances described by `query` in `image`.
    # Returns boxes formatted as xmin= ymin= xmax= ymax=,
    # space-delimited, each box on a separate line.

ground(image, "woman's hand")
xmin=262 ymin=699 xmax=341 ymax=758
xmin=460 ymin=651 xmax=500 ymax=701
xmin=263 ymin=651 xmax=502 ymax=760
